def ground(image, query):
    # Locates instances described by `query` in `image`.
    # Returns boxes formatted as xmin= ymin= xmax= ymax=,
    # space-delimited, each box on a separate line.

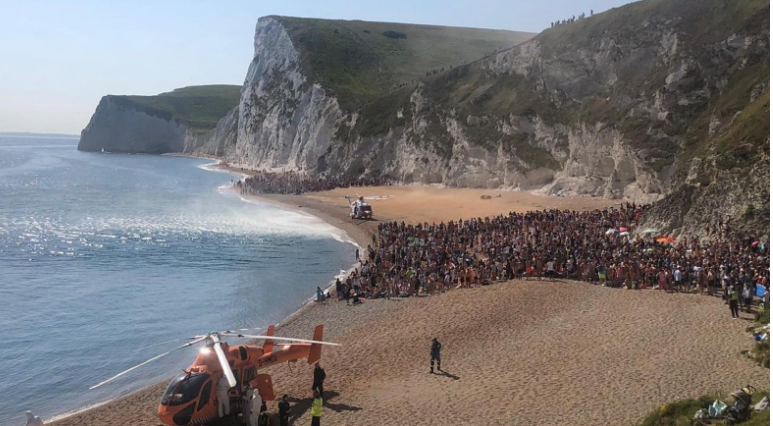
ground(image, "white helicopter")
xmin=345 ymin=195 xmax=373 ymax=220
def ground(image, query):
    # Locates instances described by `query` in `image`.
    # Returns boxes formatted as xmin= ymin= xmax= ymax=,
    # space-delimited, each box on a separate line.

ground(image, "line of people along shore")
xmin=231 ymin=171 xmax=768 ymax=315
xmin=333 ymin=203 xmax=769 ymax=317
xmin=236 ymin=171 xmax=395 ymax=195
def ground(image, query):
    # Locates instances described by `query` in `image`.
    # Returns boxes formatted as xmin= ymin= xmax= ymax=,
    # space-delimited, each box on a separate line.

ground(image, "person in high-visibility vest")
xmin=310 ymin=390 xmax=323 ymax=426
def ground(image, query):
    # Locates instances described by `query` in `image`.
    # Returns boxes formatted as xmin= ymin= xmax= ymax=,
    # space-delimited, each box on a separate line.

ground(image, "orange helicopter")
xmin=90 ymin=324 xmax=339 ymax=426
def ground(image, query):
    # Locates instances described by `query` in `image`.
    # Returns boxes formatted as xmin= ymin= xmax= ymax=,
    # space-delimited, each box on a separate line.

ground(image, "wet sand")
xmin=48 ymin=186 xmax=767 ymax=426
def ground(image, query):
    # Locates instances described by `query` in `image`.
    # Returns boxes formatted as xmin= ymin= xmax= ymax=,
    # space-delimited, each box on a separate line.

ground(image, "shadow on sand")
xmin=287 ymin=391 xmax=362 ymax=424
xmin=210 ymin=391 xmax=361 ymax=426
xmin=432 ymin=369 xmax=460 ymax=380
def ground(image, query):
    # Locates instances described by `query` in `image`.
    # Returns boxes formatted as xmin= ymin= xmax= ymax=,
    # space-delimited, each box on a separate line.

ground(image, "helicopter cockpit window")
xmin=160 ymin=372 xmax=211 ymax=406
xmin=361 ymin=205 xmax=372 ymax=212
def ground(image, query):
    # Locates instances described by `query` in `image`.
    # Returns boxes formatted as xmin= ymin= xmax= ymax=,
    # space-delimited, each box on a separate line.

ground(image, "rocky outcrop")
xmin=79 ymin=85 xmax=241 ymax=154
xmin=227 ymin=17 xmax=343 ymax=171
xmin=79 ymin=96 xmax=189 ymax=154
xmin=182 ymin=107 xmax=239 ymax=157
xmin=188 ymin=2 xmax=767 ymax=235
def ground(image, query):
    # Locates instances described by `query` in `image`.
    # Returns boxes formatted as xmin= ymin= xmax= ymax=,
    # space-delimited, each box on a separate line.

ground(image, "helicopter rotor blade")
xmin=210 ymin=334 xmax=237 ymax=388
xmin=220 ymin=326 xmax=267 ymax=334
xmin=138 ymin=336 xmax=201 ymax=351
xmin=89 ymin=336 xmax=209 ymax=390
xmin=221 ymin=333 xmax=341 ymax=346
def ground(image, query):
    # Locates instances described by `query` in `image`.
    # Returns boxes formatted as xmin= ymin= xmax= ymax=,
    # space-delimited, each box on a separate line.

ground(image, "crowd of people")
xmin=236 ymin=171 xmax=394 ymax=195
xmin=550 ymin=10 xmax=593 ymax=28
xmin=333 ymin=203 xmax=770 ymax=317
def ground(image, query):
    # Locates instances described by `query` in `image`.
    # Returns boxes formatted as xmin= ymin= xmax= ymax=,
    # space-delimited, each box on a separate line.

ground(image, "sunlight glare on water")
xmin=0 ymin=136 xmax=355 ymax=425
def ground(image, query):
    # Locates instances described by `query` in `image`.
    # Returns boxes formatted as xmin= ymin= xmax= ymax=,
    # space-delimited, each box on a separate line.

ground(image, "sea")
xmin=0 ymin=135 xmax=356 ymax=425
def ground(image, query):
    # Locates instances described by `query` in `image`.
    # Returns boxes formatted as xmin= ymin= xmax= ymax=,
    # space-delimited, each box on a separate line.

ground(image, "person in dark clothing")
xmin=278 ymin=394 xmax=290 ymax=426
xmin=729 ymin=285 xmax=740 ymax=318
xmin=257 ymin=402 xmax=270 ymax=426
xmin=312 ymin=362 xmax=326 ymax=398
xmin=430 ymin=337 xmax=442 ymax=373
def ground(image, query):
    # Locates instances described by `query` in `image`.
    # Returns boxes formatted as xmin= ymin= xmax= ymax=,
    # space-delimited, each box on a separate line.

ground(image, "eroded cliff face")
xmin=79 ymin=96 xmax=188 ymax=154
xmin=79 ymin=85 xmax=242 ymax=155
xmin=204 ymin=17 xmax=342 ymax=172
xmin=190 ymin=4 xmax=768 ymax=234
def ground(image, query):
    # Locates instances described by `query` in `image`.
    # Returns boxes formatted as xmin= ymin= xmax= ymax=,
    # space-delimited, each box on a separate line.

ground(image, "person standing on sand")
xmin=729 ymin=285 xmax=740 ymax=318
xmin=311 ymin=390 xmax=323 ymax=426
xmin=241 ymin=383 xmax=254 ymax=425
xmin=257 ymin=401 xmax=270 ymax=426
xmin=217 ymin=374 xmax=231 ymax=417
xmin=278 ymin=394 xmax=291 ymax=426
xmin=249 ymin=390 xmax=263 ymax=426
xmin=430 ymin=337 xmax=442 ymax=373
xmin=312 ymin=362 xmax=326 ymax=398
xmin=24 ymin=411 xmax=44 ymax=426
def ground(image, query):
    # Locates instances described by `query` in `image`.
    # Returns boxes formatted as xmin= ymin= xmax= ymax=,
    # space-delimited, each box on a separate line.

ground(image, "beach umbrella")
xmin=620 ymin=231 xmax=630 ymax=236
xmin=666 ymin=237 xmax=677 ymax=243
xmin=605 ymin=228 xmax=617 ymax=235
xmin=752 ymin=241 xmax=760 ymax=247
xmin=642 ymin=228 xmax=659 ymax=234
xmin=619 ymin=227 xmax=628 ymax=232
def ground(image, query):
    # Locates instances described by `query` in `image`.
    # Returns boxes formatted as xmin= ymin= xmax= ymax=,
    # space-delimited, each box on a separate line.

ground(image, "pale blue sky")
xmin=0 ymin=0 xmax=634 ymax=134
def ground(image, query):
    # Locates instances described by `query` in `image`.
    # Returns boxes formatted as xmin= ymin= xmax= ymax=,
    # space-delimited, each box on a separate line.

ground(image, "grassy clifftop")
xmin=108 ymin=85 xmax=241 ymax=133
xmin=273 ymin=16 xmax=535 ymax=110
xmin=348 ymin=0 xmax=767 ymax=172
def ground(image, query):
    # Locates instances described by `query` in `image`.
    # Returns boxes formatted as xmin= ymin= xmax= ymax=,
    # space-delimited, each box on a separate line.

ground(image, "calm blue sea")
xmin=0 ymin=136 xmax=355 ymax=425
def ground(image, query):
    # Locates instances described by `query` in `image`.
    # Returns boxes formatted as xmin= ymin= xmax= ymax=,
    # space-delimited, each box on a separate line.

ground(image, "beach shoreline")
xmin=44 ymin=162 xmax=368 ymax=425
xmin=46 ymin=179 xmax=767 ymax=426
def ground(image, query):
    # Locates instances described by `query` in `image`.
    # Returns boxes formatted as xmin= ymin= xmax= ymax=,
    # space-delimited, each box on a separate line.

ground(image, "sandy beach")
xmin=48 ymin=186 xmax=767 ymax=426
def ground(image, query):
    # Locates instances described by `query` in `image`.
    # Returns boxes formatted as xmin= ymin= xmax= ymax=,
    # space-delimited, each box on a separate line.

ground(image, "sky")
xmin=0 ymin=0 xmax=635 ymax=134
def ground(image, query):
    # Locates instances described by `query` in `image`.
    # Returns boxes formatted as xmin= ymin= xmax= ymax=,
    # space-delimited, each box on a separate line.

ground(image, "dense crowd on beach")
xmin=334 ymin=203 xmax=770 ymax=313
xmin=236 ymin=171 xmax=394 ymax=195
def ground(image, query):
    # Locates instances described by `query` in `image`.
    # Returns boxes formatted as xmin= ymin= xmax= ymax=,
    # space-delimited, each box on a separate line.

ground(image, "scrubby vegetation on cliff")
xmin=273 ymin=16 xmax=534 ymax=111
xmin=110 ymin=85 xmax=241 ymax=133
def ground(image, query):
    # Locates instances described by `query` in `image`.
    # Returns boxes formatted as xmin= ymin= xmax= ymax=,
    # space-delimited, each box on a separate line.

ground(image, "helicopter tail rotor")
xmin=307 ymin=325 xmax=324 ymax=365
xmin=263 ymin=325 xmax=275 ymax=354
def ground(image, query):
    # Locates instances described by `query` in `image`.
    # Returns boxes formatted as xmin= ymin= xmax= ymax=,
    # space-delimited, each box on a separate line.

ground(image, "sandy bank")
xmin=48 ymin=186 xmax=767 ymax=426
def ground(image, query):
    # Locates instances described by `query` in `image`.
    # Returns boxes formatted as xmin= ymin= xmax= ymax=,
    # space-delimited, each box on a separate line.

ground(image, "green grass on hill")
xmin=110 ymin=85 xmax=241 ymax=133
xmin=540 ymin=0 xmax=768 ymax=48
xmin=352 ymin=0 xmax=768 ymax=171
xmin=273 ymin=16 xmax=534 ymax=111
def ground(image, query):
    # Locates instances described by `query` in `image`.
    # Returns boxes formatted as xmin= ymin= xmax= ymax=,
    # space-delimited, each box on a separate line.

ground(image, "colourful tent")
xmin=619 ymin=227 xmax=628 ymax=232
xmin=642 ymin=228 xmax=659 ymax=234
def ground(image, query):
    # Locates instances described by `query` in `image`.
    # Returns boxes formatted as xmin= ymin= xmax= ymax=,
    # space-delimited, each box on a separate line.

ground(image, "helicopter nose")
xmin=157 ymin=405 xmax=175 ymax=426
